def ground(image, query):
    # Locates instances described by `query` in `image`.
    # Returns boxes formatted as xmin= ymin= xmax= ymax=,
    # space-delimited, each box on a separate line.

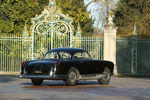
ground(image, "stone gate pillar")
xmin=104 ymin=13 xmax=117 ymax=76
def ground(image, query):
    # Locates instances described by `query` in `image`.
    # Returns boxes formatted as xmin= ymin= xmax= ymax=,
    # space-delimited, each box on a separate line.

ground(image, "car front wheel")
xmin=65 ymin=68 xmax=78 ymax=86
xmin=98 ymin=67 xmax=111 ymax=85
xmin=31 ymin=79 xmax=43 ymax=85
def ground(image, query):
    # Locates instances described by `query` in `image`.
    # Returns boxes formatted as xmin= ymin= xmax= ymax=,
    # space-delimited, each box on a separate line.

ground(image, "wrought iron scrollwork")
xmin=29 ymin=0 xmax=81 ymax=60
xmin=54 ymin=22 xmax=69 ymax=37
xmin=35 ymin=22 xmax=50 ymax=37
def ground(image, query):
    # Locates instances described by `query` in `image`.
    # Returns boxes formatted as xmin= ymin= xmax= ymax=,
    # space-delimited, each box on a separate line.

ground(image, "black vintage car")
xmin=19 ymin=48 xmax=114 ymax=86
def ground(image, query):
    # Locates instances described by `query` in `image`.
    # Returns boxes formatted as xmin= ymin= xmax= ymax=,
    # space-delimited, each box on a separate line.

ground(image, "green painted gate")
xmin=0 ymin=35 xmax=31 ymax=72
xmin=0 ymin=35 xmax=104 ymax=73
xmin=117 ymin=38 xmax=150 ymax=75
xmin=116 ymin=38 xmax=133 ymax=74
xmin=137 ymin=40 xmax=150 ymax=75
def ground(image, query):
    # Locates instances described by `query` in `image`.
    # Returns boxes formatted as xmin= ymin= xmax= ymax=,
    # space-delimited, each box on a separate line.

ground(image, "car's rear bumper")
xmin=18 ymin=75 xmax=67 ymax=80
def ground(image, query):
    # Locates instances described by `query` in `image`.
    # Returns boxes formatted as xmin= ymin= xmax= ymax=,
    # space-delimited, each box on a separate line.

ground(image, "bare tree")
xmin=86 ymin=0 xmax=117 ymax=34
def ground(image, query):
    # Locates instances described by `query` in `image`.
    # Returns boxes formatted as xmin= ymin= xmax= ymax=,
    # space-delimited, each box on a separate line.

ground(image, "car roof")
xmin=48 ymin=47 xmax=86 ymax=54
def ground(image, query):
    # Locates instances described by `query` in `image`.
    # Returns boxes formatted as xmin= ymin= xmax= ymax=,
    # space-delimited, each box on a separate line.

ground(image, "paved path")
xmin=0 ymin=75 xmax=150 ymax=100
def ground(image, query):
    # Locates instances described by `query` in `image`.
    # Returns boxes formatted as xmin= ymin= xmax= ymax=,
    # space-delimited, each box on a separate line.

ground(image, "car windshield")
xmin=43 ymin=51 xmax=71 ymax=59
xmin=73 ymin=51 xmax=91 ymax=59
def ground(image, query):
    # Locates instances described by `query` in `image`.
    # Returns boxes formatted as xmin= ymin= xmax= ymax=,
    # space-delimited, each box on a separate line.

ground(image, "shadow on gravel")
xmin=21 ymin=80 xmax=99 ymax=86
xmin=0 ymin=75 xmax=17 ymax=83
xmin=21 ymin=82 xmax=33 ymax=86
xmin=22 ymin=80 xmax=114 ymax=90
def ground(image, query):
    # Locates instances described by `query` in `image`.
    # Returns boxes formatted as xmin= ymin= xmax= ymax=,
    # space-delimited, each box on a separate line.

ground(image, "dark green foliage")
xmin=0 ymin=0 xmax=93 ymax=35
xmin=114 ymin=0 xmax=150 ymax=38
xmin=56 ymin=0 xmax=94 ymax=33
xmin=0 ymin=0 xmax=42 ymax=35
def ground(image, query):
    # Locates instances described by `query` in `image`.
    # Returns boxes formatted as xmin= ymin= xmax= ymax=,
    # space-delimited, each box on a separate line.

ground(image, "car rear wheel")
xmin=65 ymin=68 xmax=78 ymax=86
xmin=98 ymin=67 xmax=111 ymax=85
xmin=31 ymin=79 xmax=43 ymax=85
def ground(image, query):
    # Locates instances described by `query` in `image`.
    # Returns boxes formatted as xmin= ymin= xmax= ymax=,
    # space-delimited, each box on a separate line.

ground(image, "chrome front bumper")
xmin=18 ymin=75 xmax=67 ymax=80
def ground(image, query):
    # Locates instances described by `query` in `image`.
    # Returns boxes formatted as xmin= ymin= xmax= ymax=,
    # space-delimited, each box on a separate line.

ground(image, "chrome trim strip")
xmin=18 ymin=75 xmax=67 ymax=80
xmin=18 ymin=74 xmax=104 ymax=80
xmin=19 ymin=75 xmax=53 ymax=79
xmin=79 ymin=74 xmax=103 ymax=80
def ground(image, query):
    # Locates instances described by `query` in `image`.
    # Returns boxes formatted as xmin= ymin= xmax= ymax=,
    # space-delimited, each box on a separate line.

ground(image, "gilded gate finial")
xmin=23 ymin=22 xmax=28 ymax=37
xmin=49 ymin=0 xmax=56 ymax=6
xmin=133 ymin=25 xmax=137 ymax=36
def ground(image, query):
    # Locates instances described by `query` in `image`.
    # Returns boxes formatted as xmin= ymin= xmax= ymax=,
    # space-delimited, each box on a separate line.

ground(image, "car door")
xmin=72 ymin=52 xmax=97 ymax=75
xmin=81 ymin=59 xmax=98 ymax=74
xmin=71 ymin=58 xmax=88 ymax=74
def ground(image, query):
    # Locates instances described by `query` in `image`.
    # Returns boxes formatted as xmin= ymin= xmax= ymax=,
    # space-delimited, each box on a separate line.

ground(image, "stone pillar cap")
xmin=104 ymin=11 xmax=116 ymax=28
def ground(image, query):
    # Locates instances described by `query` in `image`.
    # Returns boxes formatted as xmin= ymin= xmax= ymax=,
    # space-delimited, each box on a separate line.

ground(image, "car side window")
xmin=59 ymin=52 xmax=71 ymax=59
xmin=43 ymin=52 xmax=59 ymax=59
xmin=73 ymin=52 xmax=90 ymax=59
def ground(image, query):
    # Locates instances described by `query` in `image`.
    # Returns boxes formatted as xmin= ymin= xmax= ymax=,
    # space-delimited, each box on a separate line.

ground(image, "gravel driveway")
xmin=0 ymin=75 xmax=150 ymax=100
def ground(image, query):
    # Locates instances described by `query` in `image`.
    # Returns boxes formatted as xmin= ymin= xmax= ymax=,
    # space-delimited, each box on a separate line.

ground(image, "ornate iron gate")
xmin=30 ymin=0 xmax=75 ymax=59
xmin=0 ymin=0 xmax=104 ymax=73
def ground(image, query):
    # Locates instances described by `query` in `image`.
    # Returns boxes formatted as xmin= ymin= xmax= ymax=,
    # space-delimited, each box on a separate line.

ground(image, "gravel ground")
xmin=0 ymin=75 xmax=150 ymax=100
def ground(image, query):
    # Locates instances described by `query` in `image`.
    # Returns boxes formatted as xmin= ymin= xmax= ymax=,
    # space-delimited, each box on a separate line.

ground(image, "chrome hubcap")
xmin=69 ymin=71 xmax=76 ymax=82
xmin=102 ymin=71 xmax=110 ymax=81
